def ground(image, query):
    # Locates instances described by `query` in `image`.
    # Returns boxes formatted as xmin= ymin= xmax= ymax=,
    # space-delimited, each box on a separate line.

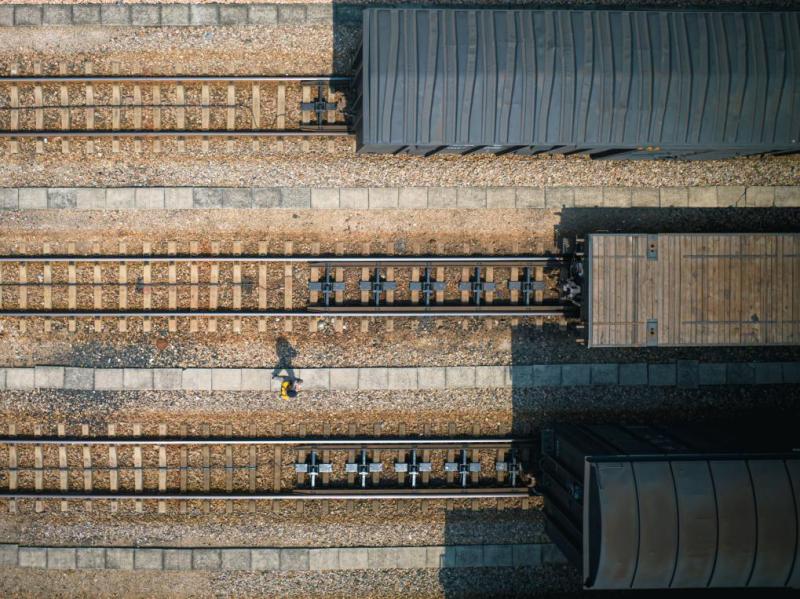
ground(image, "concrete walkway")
xmin=1 ymin=361 xmax=797 ymax=392
xmin=1 ymin=185 xmax=797 ymax=210
xmin=0 ymin=542 xmax=564 ymax=572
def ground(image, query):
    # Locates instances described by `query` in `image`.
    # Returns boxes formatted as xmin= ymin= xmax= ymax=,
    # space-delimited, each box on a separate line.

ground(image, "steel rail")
xmin=0 ymin=489 xmax=529 ymax=500
xmin=0 ymin=255 xmax=563 ymax=264
xmin=0 ymin=308 xmax=570 ymax=318
xmin=0 ymin=436 xmax=528 ymax=447
xmin=0 ymin=75 xmax=352 ymax=83
xmin=0 ymin=129 xmax=351 ymax=138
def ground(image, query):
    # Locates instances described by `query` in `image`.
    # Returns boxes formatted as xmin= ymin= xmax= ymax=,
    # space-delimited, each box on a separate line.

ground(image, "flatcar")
xmin=568 ymin=232 xmax=800 ymax=348
xmin=538 ymin=423 xmax=800 ymax=590
xmin=354 ymin=8 xmax=800 ymax=159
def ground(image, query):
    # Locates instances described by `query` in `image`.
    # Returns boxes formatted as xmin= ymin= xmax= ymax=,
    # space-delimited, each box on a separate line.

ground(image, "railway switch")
xmin=445 ymin=449 xmax=481 ymax=487
xmin=308 ymin=267 xmax=345 ymax=306
xmin=346 ymin=449 xmax=383 ymax=487
xmin=508 ymin=268 xmax=546 ymax=305
xmin=409 ymin=268 xmax=445 ymax=306
xmin=295 ymin=451 xmax=332 ymax=489
xmin=359 ymin=267 xmax=397 ymax=306
xmin=458 ymin=267 xmax=496 ymax=306
xmin=394 ymin=450 xmax=432 ymax=488
xmin=299 ymin=82 xmax=339 ymax=128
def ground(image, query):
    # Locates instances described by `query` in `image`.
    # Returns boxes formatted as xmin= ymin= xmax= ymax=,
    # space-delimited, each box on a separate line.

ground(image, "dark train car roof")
xmin=540 ymin=424 xmax=800 ymax=590
xmin=356 ymin=8 xmax=800 ymax=158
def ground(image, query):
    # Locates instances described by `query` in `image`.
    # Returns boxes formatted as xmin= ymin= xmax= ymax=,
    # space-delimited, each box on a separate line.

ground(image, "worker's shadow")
xmin=272 ymin=337 xmax=297 ymax=380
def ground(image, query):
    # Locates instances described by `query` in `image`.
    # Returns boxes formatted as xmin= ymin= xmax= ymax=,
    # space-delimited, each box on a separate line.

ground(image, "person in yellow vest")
xmin=273 ymin=375 xmax=302 ymax=400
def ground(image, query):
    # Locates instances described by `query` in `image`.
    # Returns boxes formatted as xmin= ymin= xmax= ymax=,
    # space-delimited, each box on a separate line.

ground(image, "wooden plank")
xmin=85 ymin=63 xmax=95 ymax=154
xmin=309 ymin=242 xmax=320 ymax=333
xmin=7 ymin=424 xmax=17 ymax=513
xmin=252 ymin=84 xmax=261 ymax=152
xmin=334 ymin=242 xmax=344 ymax=333
xmin=108 ymin=423 xmax=118 ymax=513
xmin=18 ymin=244 xmax=27 ymax=334
xmin=301 ymin=85 xmax=311 ymax=152
xmin=248 ymin=423 xmax=257 ymax=513
xmin=142 ymin=242 xmax=152 ymax=333
xmin=42 ymin=244 xmax=52 ymax=333
xmin=81 ymin=424 xmax=92 ymax=512
xmin=133 ymin=423 xmax=143 ymax=513
xmin=202 ymin=423 xmax=210 ymax=514
xmin=272 ymin=424 xmax=282 ymax=494
xmin=34 ymin=425 xmax=43 ymax=513
xmin=168 ymin=241 xmax=177 ymax=333
xmin=176 ymin=83 xmax=185 ymax=153
xmin=190 ymin=241 xmax=199 ymax=333
xmin=133 ymin=69 xmax=142 ymax=154
xmin=93 ymin=241 xmax=102 ymax=333
xmin=227 ymin=84 xmax=236 ymax=153
xmin=152 ymin=84 xmax=161 ymax=153
xmin=111 ymin=62 xmax=121 ymax=153
xmin=233 ymin=241 xmax=242 ymax=334
xmin=201 ymin=83 xmax=210 ymax=153
xmin=158 ymin=423 xmax=167 ymax=514
xmin=8 ymin=64 xmax=18 ymax=154
xmin=118 ymin=242 xmax=128 ymax=332
xmin=284 ymin=242 xmax=293 ymax=333
xmin=225 ymin=424 xmax=233 ymax=514
xmin=258 ymin=241 xmax=267 ymax=333
xmin=59 ymin=63 xmax=70 ymax=154
xmin=276 ymin=84 xmax=286 ymax=152
xmin=58 ymin=423 xmax=68 ymax=512
xmin=179 ymin=424 xmax=187 ymax=514
xmin=33 ymin=63 xmax=44 ymax=154
xmin=209 ymin=241 xmax=219 ymax=333
xmin=729 ymin=235 xmax=742 ymax=345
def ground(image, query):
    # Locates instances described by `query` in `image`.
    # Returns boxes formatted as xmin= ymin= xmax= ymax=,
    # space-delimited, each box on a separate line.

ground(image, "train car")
xmin=538 ymin=423 xmax=800 ymax=590
xmin=354 ymin=8 xmax=800 ymax=158
xmin=582 ymin=233 xmax=800 ymax=347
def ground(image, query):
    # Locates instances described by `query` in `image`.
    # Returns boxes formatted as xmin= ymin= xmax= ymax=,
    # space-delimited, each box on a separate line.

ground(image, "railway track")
xmin=0 ymin=73 xmax=352 ymax=144
xmin=0 ymin=431 xmax=534 ymax=512
xmin=0 ymin=251 xmax=575 ymax=328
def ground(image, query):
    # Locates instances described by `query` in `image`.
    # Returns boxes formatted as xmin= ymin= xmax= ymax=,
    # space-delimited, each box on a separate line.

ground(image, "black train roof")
xmin=358 ymin=8 xmax=800 ymax=157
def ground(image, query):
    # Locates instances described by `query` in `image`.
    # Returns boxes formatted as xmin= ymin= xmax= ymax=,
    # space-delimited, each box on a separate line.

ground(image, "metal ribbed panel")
xmin=359 ymin=8 xmax=800 ymax=156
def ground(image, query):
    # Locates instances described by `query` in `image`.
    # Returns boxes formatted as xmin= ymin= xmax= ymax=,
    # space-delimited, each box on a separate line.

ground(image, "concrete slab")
xmin=427 ymin=187 xmax=457 ymax=208
xmin=358 ymin=368 xmax=388 ymax=390
xmin=590 ymin=364 xmax=618 ymax=385
xmin=18 ymin=547 xmax=46 ymax=568
xmin=15 ymin=6 xmax=43 ymax=26
xmin=220 ymin=549 xmax=251 ymax=570
xmin=221 ymin=188 xmax=252 ymax=209
xmin=366 ymin=547 xmax=396 ymax=570
xmin=426 ymin=546 xmax=448 ymax=569
xmin=0 ymin=6 xmax=14 ymax=26
xmin=417 ymin=367 xmax=446 ymax=389
xmin=134 ymin=548 xmax=163 ymax=570
xmin=309 ymin=548 xmax=339 ymax=571
xmin=454 ymin=545 xmax=483 ymax=568
xmin=745 ymin=186 xmax=774 ymax=207
xmin=631 ymin=188 xmax=659 ymax=207
xmin=123 ymin=369 xmax=153 ymax=390
xmin=306 ymin=5 xmax=333 ymax=22
xmin=106 ymin=188 xmax=135 ymax=210
xmin=105 ymin=548 xmax=134 ymax=570
xmin=782 ymin=362 xmax=800 ymax=384
xmin=192 ymin=549 xmax=221 ymax=571
xmin=619 ymin=363 xmax=648 ymax=386
xmin=0 ymin=368 xmax=4 ymax=390
xmin=182 ymin=368 xmax=212 ymax=391
xmin=474 ymin=366 xmax=508 ymax=388
xmin=298 ymin=368 xmax=330 ymax=390
xmin=76 ymin=548 xmax=105 ymax=569
xmin=698 ymin=363 xmax=727 ymax=386
xmin=64 ymin=368 xmax=94 ymax=390
xmin=101 ymin=5 xmax=131 ymax=25
xmin=561 ymin=364 xmax=591 ymax=386
xmin=280 ymin=188 xmax=311 ymax=209
xmin=94 ymin=369 xmax=123 ymax=390
xmin=340 ymin=188 xmax=369 ymax=210
xmin=573 ymin=187 xmax=602 ymax=207
xmin=163 ymin=549 xmax=193 ymax=571
xmin=753 ymin=362 xmax=783 ymax=385
xmin=251 ymin=548 xmax=280 ymax=571
xmin=387 ymin=368 xmax=418 ymax=390
xmin=248 ymin=4 xmax=278 ymax=25
xmin=220 ymin=5 xmax=248 ymax=25
xmin=338 ymin=548 xmax=369 ymax=570
xmin=457 ymin=188 xmax=486 ymax=208
xmin=72 ymin=5 xmax=101 ymax=24
xmin=35 ymin=366 xmax=64 ymax=388
xmin=726 ymin=363 xmax=755 ymax=385
xmin=277 ymin=4 xmax=306 ymax=24
xmin=775 ymin=186 xmax=800 ymax=207
xmin=311 ymin=188 xmax=340 ymax=209
xmin=19 ymin=188 xmax=48 ymax=210
xmin=483 ymin=545 xmax=513 ymax=567
xmin=0 ymin=544 xmax=18 ymax=566
xmin=134 ymin=188 xmax=164 ymax=209
xmin=161 ymin=4 xmax=190 ymax=26
xmin=329 ymin=368 xmax=359 ymax=390
xmin=47 ymin=548 xmax=77 ymax=570
xmin=660 ymin=187 xmax=689 ymax=207
xmin=211 ymin=369 xmax=242 ymax=391
xmin=603 ymin=187 xmax=631 ymax=208
xmin=648 ymin=364 xmax=677 ymax=386
xmin=545 ymin=187 xmax=574 ymax=208
xmin=676 ymin=360 xmax=699 ymax=389
xmin=716 ymin=186 xmax=746 ymax=207
xmin=395 ymin=547 xmax=427 ymax=569
xmin=369 ymin=188 xmax=399 ymax=209
xmin=279 ymin=548 xmax=309 ymax=571
xmin=688 ymin=187 xmax=717 ymax=207
xmin=164 ymin=188 xmax=193 ymax=209
xmin=240 ymin=369 xmax=271 ymax=390
xmin=6 ymin=368 xmax=35 ymax=390
xmin=75 ymin=188 xmax=106 ymax=210
xmin=509 ymin=365 xmax=535 ymax=388
xmin=533 ymin=365 xmax=562 ymax=387
xmin=512 ymin=544 xmax=542 ymax=567
xmin=542 ymin=544 xmax=568 ymax=564
xmin=131 ymin=5 xmax=160 ymax=26
xmin=153 ymin=369 xmax=183 ymax=390
xmin=486 ymin=187 xmax=516 ymax=209
xmin=515 ymin=187 xmax=545 ymax=208
xmin=445 ymin=366 xmax=476 ymax=388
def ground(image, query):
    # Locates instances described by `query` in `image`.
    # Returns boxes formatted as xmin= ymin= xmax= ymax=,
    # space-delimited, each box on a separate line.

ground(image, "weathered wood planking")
xmin=588 ymin=233 xmax=800 ymax=347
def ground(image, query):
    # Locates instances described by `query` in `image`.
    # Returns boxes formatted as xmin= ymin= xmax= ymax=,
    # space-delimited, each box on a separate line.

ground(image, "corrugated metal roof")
xmin=586 ymin=457 xmax=800 ymax=589
xmin=359 ymin=8 xmax=800 ymax=156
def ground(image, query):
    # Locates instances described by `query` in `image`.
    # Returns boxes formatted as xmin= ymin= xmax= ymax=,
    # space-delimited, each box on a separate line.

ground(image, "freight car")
xmin=353 ymin=8 xmax=800 ymax=158
xmin=538 ymin=423 xmax=800 ymax=590
xmin=565 ymin=232 xmax=800 ymax=348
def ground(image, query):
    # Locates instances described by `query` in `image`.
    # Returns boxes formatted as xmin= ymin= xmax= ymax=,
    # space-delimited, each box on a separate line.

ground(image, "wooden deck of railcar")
xmin=587 ymin=233 xmax=800 ymax=348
